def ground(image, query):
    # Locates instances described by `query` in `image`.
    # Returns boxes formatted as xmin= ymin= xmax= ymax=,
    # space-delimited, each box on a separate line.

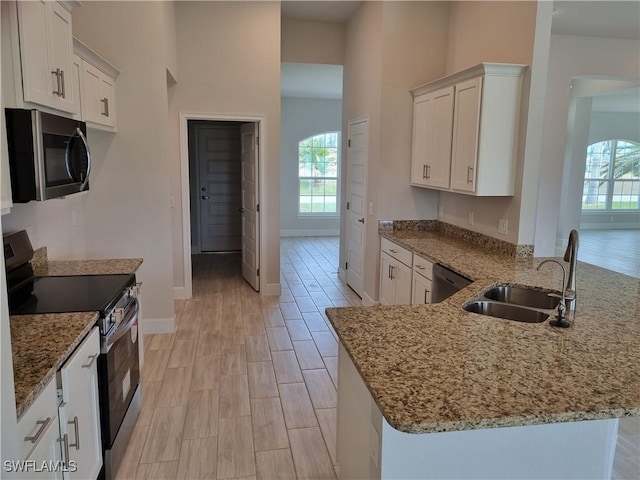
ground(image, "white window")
xmin=298 ymin=132 xmax=340 ymax=215
xmin=582 ymin=139 xmax=640 ymax=211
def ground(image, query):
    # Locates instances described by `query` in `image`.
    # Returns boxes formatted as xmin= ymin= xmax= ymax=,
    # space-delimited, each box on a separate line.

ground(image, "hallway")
xmin=119 ymin=237 xmax=360 ymax=479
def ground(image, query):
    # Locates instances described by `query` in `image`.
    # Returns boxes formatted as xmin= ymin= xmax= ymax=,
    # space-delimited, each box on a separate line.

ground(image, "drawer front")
xmin=16 ymin=377 xmax=59 ymax=460
xmin=380 ymin=237 xmax=412 ymax=266
xmin=60 ymin=327 xmax=100 ymax=403
xmin=412 ymin=254 xmax=434 ymax=280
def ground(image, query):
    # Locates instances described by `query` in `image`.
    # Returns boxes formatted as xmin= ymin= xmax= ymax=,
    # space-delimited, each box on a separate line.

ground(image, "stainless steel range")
xmin=4 ymin=230 xmax=142 ymax=480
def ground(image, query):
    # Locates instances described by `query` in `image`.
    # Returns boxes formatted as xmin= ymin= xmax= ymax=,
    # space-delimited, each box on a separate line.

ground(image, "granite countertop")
xmin=326 ymin=229 xmax=640 ymax=434
xmin=33 ymin=258 xmax=143 ymax=276
xmin=11 ymin=255 xmax=143 ymax=418
xmin=11 ymin=312 xmax=99 ymax=418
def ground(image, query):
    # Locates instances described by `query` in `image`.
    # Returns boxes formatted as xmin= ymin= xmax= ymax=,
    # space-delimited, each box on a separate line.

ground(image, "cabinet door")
xmin=47 ymin=2 xmax=76 ymax=113
xmin=392 ymin=261 xmax=412 ymax=305
xmin=21 ymin=416 xmax=64 ymax=480
xmin=81 ymin=62 xmax=103 ymax=124
xmin=58 ymin=328 xmax=102 ymax=480
xmin=17 ymin=0 xmax=55 ymax=109
xmin=411 ymin=273 xmax=432 ymax=305
xmin=379 ymin=252 xmax=395 ymax=306
xmin=450 ymin=76 xmax=482 ymax=193
xmin=99 ymin=75 xmax=116 ymax=127
xmin=411 ymin=87 xmax=454 ymax=190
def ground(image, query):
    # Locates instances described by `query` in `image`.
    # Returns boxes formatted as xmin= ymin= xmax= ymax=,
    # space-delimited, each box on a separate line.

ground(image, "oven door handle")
xmin=77 ymin=128 xmax=92 ymax=191
xmin=106 ymin=298 xmax=139 ymax=349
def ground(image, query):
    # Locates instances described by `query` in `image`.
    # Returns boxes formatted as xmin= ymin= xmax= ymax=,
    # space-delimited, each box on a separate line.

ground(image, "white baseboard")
xmin=338 ymin=268 xmax=347 ymax=283
xmin=141 ymin=316 xmax=176 ymax=334
xmin=362 ymin=292 xmax=378 ymax=306
xmin=173 ymin=286 xmax=190 ymax=299
xmin=263 ymin=282 xmax=282 ymax=296
xmin=280 ymin=229 xmax=340 ymax=237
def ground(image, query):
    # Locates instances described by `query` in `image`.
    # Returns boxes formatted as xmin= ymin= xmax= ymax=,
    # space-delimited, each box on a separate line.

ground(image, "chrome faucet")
xmin=563 ymin=229 xmax=579 ymax=313
xmin=537 ymin=259 xmax=571 ymax=328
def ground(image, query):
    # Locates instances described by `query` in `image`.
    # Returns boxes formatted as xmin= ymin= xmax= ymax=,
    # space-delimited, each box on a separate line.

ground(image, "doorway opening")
xmin=180 ymin=114 xmax=264 ymax=297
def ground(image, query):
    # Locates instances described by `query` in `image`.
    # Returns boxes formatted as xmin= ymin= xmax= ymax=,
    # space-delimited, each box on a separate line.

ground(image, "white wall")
xmin=535 ymin=34 xmax=640 ymax=254
xmin=281 ymin=97 xmax=342 ymax=236
xmin=72 ymin=2 xmax=176 ymax=329
xmin=169 ymin=1 xmax=281 ymax=293
xmin=342 ymin=1 xmax=450 ymax=302
xmin=282 ymin=18 xmax=345 ymax=65
xmin=438 ymin=1 xmax=537 ymax=245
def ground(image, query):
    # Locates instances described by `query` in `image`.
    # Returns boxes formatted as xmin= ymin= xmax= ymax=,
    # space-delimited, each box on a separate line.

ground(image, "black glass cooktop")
xmin=10 ymin=274 xmax=135 ymax=316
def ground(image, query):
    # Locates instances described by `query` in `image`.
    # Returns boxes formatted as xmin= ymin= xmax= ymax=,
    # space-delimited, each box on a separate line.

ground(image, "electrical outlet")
xmin=368 ymin=202 xmax=374 ymax=215
xmin=468 ymin=211 xmax=474 ymax=226
xmin=498 ymin=218 xmax=508 ymax=235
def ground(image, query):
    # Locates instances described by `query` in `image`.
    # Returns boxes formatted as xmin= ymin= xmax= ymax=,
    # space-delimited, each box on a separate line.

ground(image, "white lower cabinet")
xmin=380 ymin=238 xmax=434 ymax=306
xmin=57 ymin=327 xmax=102 ymax=480
xmin=412 ymin=254 xmax=433 ymax=305
xmin=379 ymin=238 xmax=412 ymax=305
xmin=15 ymin=379 xmax=63 ymax=480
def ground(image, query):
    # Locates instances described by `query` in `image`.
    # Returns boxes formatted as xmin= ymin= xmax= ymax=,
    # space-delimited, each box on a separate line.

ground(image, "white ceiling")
xmin=281 ymin=63 xmax=343 ymax=99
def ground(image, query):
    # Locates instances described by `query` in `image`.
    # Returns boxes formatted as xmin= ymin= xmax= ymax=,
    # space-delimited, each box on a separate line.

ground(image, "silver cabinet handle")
xmin=422 ymin=164 xmax=427 ymax=179
xmin=467 ymin=166 xmax=474 ymax=184
xmin=60 ymin=69 xmax=65 ymax=98
xmin=390 ymin=265 xmax=394 ymax=280
xmin=424 ymin=289 xmax=430 ymax=304
xmin=358 ymin=218 xmax=364 ymax=224
xmin=59 ymin=433 xmax=70 ymax=468
xmin=425 ymin=164 xmax=430 ymax=179
xmin=68 ymin=416 xmax=80 ymax=450
xmin=51 ymin=69 xmax=61 ymax=96
xmin=25 ymin=417 xmax=51 ymax=443
xmin=76 ymin=128 xmax=92 ymax=191
xmin=101 ymin=98 xmax=109 ymax=117
xmin=416 ymin=264 xmax=425 ymax=270
xmin=388 ymin=265 xmax=391 ymax=279
xmin=389 ymin=249 xmax=397 ymax=254
xmin=82 ymin=354 xmax=98 ymax=369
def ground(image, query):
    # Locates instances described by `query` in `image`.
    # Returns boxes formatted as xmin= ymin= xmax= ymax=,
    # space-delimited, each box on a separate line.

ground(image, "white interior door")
xmin=240 ymin=122 xmax=259 ymax=291
xmin=346 ymin=119 xmax=368 ymax=297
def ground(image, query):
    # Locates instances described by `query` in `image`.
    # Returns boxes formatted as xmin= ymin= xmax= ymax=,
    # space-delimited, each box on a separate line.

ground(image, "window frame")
xmin=297 ymin=131 xmax=341 ymax=217
xmin=582 ymin=139 xmax=640 ymax=212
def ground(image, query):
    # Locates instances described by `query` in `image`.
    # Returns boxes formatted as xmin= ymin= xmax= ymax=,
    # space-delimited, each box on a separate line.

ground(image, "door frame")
xmin=179 ymin=112 xmax=265 ymax=299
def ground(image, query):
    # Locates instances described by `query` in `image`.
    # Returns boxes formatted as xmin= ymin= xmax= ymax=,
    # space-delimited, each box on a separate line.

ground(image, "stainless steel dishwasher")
xmin=432 ymin=263 xmax=472 ymax=303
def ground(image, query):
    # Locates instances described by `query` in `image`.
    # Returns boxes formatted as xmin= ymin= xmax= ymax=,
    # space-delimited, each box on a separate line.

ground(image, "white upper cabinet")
xmin=17 ymin=1 xmax=79 ymax=114
xmin=410 ymin=63 xmax=527 ymax=196
xmin=74 ymin=38 xmax=119 ymax=131
xmin=410 ymin=86 xmax=454 ymax=189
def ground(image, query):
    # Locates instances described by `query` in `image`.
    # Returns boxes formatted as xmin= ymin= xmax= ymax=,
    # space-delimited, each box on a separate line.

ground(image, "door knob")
xmin=358 ymin=218 xmax=365 ymax=224
xmin=202 ymin=195 xmax=210 ymax=200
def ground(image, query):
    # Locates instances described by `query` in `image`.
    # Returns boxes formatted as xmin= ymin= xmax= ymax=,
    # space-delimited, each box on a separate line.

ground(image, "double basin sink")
xmin=464 ymin=285 xmax=560 ymax=323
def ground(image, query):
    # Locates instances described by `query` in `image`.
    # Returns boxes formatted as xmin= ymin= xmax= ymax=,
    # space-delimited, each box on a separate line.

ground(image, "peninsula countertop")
xmin=11 ymin=256 xmax=143 ymax=418
xmin=326 ymin=229 xmax=640 ymax=434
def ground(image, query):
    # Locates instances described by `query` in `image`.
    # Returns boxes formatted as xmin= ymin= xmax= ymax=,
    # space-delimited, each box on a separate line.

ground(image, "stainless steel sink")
xmin=463 ymin=301 xmax=550 ymax=323
xmin=483 ymin=285 xmax=560 ymax=310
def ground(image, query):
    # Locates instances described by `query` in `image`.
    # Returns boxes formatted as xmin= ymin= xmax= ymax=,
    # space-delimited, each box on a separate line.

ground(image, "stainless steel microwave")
xmin=4 ymin=109 xmax=91 ymax=202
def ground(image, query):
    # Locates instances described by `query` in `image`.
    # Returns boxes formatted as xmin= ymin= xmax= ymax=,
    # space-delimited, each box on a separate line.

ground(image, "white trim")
xmin=173 ymin=286 xmax=189 ymax=300
xmin=603 ymin=418 xmax=619 ymax=479
xmin=141 ymin=316 xmax=176 ymax=334
xmin=179 ymin=112 xmax=268 ymax=298
xmin=264 ymin=282 xmax=282 ymax=296
xmin=280 ymin=229 xmax=340 ymax=237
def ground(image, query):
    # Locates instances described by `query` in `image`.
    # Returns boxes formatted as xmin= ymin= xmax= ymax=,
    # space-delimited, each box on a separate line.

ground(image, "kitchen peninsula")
xmin=326 ymin=222 xmax=639 ymax=479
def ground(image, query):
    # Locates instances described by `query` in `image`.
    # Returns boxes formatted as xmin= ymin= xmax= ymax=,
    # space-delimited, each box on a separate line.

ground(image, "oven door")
xmin=98 ymin=298 xmax=140 ymax=447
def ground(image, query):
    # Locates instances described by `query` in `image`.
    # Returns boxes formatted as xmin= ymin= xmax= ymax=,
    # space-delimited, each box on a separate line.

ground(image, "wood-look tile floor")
xmin=571 ymin=229 xmax=639 ymax=279
xmin=119 ymin=237 xmax=361 ymax=479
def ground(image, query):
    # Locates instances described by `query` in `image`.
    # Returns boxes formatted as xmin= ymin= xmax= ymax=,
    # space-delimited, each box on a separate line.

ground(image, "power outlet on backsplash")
xmin=498 ymin=219 xmax=508 ymax=236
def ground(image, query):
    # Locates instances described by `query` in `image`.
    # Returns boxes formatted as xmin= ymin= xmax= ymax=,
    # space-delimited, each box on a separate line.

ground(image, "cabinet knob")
xmin=358 ymin=218 xmax=365 ymax=224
